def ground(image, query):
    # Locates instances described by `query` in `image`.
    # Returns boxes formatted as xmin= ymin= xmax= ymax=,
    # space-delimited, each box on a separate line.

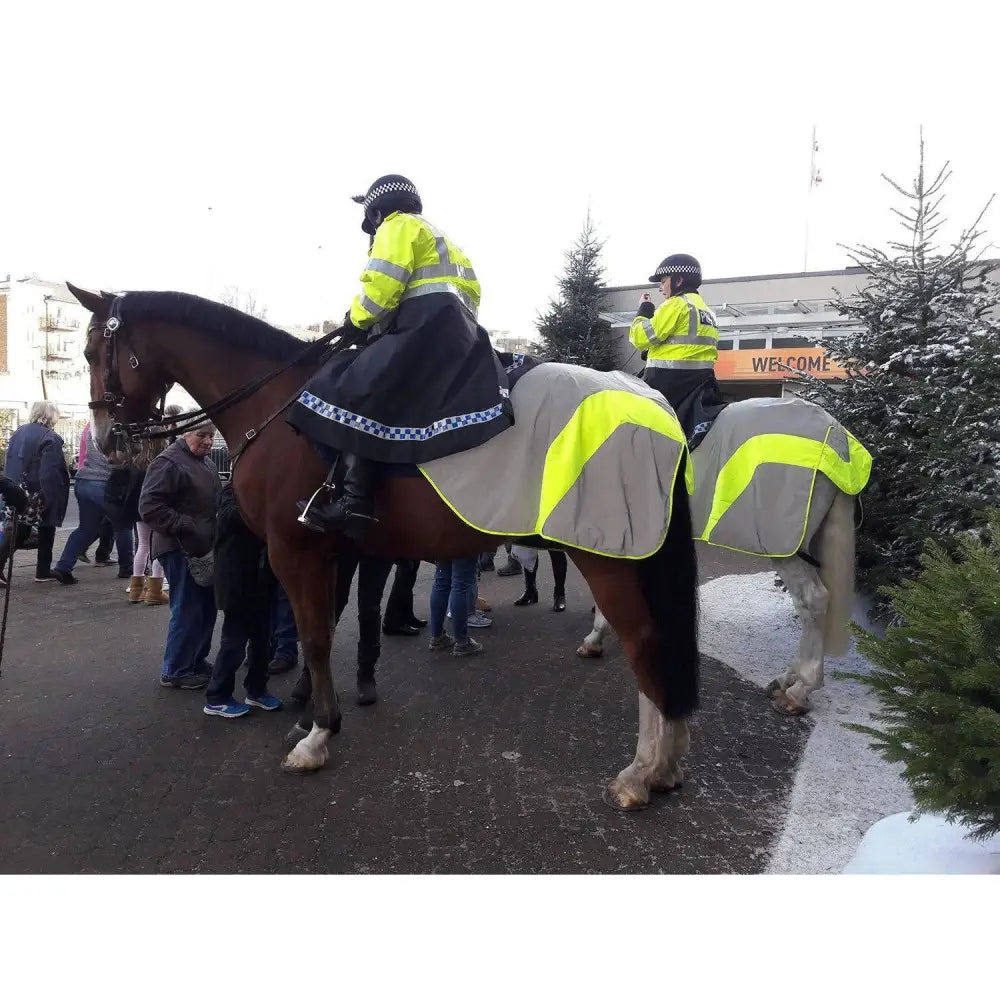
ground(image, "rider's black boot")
xmin=296 ymin=452 xmax=378 ymax=542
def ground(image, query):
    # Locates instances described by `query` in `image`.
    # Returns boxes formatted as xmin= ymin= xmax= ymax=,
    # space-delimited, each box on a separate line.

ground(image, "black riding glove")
xmin=637 ymin=300 xmax=656 ymax=319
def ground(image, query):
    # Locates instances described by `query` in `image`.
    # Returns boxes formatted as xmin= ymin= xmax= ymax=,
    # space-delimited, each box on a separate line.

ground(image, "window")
xmin=717 ymin=340 xmax=734 ymax=351
xmin=738 ymin=338 xmax=767 ymax=350
xmin=772 ymin=336 xmax=815 ymax=348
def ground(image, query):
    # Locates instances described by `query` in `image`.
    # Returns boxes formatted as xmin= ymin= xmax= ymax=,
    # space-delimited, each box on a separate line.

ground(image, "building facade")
xmin=0 ymin=276 xmax=94 ymax=447
xmin=600 ymin=267 xmax=869 ymax=399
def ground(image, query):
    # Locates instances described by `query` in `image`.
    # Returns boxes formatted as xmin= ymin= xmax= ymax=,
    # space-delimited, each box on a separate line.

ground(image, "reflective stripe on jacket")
xmin=349 ymin=212 xmax=481 ymax=331
xmin=629 ymin=292 xmax=719 ymax=368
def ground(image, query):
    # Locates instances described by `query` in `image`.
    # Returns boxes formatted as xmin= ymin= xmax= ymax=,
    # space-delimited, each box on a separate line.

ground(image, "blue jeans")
xmin=55 ymin=478 xmax=134 ymax=574
xmin=430 ymin=556 xmax=479 ymax=642
xmin=270 ymin=584 xmax=299 ymax=663
xmin=159 ymin=549 xmax=217 ymax=680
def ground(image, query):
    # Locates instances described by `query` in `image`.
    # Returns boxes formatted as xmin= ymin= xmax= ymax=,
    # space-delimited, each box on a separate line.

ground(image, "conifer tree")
xmin=797 ymin=135 xmax=1000 ymax=605
xmin=536 ymin=215 xmax=617 ymax=371
xmin=847 ymin=516 xmax=1000 ymax=840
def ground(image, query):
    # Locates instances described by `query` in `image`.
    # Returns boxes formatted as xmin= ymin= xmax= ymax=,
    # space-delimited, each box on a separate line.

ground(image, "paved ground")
xmin=0 ymin=533 xmax=812 ymax=874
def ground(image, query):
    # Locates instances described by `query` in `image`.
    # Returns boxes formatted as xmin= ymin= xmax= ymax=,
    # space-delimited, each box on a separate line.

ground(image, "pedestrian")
xmin=75 ymin=425 xmax=115 ymax=566
xmin=138 ymin=422 xmax=221 ymax=689
xmin=0 ymin=401 xmax=71 ymax=582
xmin=510 ymin=546 xmax=568 ymax=612
xmin=126 ymin=425 xmax=171 ymax=605
xmin=495 ymin=542 xmax=522 ymax=577
xmin=203 ymin=483 xmax=282 ymax=718
xmin=381 ymin=559 xmax=428 ymax=636
xmin=428 ymin=555 xmax=484 ymax=656
xmin=51 ymin=421 xmax=135 ymax=585
xmin=447 ymin=558 xmax=493 ymax=629
xmin=267 ymin=583 xmax=299 ymax=676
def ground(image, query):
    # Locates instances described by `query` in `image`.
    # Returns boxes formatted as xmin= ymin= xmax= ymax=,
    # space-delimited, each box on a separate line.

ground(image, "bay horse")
xmin=68 ymin=286 xmax=699 ymax=811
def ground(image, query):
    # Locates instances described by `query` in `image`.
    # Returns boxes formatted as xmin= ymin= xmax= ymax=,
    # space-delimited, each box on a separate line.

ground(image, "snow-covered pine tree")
xmin=536 ymin=214 xmax=618 ymax=371
xmin=796 ymin=135 xmax=1000 ymax=605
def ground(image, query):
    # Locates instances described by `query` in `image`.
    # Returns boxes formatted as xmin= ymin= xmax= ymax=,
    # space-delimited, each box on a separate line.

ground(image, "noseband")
xmin=87 ymin=301 xmax=167 ymax=441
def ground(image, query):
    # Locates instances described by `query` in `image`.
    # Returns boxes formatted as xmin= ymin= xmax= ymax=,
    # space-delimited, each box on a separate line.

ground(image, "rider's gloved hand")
xmin=637 ymin=294 xmax=655 ymax=319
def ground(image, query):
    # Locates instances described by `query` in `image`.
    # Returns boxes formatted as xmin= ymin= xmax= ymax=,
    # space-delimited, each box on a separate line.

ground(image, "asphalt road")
xmin=0 ymin=535 xmax=810 ymax=874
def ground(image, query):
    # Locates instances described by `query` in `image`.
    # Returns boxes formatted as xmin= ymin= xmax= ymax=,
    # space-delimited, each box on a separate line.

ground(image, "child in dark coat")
xmin=204 ymin=483 xmax=283 ymax=718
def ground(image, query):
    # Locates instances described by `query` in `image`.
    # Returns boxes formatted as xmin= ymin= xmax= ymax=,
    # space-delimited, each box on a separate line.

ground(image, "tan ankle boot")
xmin=128 ymin=575 xmax=145 ymax=603
xmin=142 ymin=577 xmax=169 ymax=605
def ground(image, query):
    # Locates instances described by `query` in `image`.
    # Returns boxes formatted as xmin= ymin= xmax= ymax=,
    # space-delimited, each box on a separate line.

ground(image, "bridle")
xmin=86 ymin=296 xmax=362 ymax=462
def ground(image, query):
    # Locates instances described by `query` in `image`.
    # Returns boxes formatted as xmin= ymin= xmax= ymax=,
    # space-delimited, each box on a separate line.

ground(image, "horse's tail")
xmin=638 ymin=456 xmax=700 ymax=719
xmin=816 ymin=491 xmax=855 ymax=657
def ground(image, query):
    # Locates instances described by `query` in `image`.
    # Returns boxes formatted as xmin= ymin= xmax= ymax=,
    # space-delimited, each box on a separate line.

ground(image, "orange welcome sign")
xmin=715 ymin=347 xmax=848 ymax=381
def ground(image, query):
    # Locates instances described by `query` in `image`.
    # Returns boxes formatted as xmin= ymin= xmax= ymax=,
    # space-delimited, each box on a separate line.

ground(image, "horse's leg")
xmin=576 ymin=606 xmax=612 ymax=658
xmin=767 ymin=556 xmax=827 ymax=716
xmin=574 ymin=555 xmax=692 ymax=812
xmin=275 ymin=551 xmax=341 ymax=773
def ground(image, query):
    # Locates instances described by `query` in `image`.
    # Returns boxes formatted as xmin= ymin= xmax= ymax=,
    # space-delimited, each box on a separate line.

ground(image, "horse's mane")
xmin=118 ymin=291 xmax=308 ymax=361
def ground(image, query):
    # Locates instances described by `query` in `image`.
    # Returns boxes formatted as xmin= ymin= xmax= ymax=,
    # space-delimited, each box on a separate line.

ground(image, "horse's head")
xmin=68 ymin=283 xmax=170 ymax=454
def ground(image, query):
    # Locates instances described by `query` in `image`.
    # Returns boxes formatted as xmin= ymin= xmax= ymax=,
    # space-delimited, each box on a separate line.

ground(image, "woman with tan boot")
xmin=126 ymin=422 xmax=174 ymax=606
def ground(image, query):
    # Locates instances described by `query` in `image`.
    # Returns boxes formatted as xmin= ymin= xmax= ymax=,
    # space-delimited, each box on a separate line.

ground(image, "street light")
xmin=42 ymin=293 xmax=52 ymax=400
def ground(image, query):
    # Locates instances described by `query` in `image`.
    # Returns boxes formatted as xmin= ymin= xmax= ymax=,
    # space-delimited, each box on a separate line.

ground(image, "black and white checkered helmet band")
xmin=653 ymin=263 xmax=700 ymax=277
xmin=360 ymin=180 xmax=419 ymax=211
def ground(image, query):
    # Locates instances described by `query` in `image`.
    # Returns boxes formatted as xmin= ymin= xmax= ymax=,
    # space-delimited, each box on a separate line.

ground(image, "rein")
xmin=89 ymin=299 xmax=365 ymax=455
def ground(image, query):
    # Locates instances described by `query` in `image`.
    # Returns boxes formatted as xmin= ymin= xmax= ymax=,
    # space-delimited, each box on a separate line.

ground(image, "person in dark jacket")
xmin=138 ymin=424 xmax=221 ymax=689
xmin=1 ymin=401 xmax=71 ymax=581
xmin=203 ymin=483 xmax=283 ymax=718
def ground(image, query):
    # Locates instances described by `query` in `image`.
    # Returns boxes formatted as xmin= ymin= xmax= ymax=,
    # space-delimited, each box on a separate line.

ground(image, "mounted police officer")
xmin=630 ymin=253 xmax=726 ymax=448
xmin=288 ymin=175 xmax=513 ymax=540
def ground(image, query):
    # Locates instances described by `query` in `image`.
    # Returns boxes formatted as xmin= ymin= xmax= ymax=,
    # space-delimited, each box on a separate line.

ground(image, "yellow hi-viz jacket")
xmin=349 ymin=211 xmax=481 ymax=332
xmin=629 ymin=292 xmax=720 ymax=371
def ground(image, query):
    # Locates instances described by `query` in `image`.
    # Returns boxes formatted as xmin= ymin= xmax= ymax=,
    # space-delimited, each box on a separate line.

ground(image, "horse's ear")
xmin=66 ymin=281 xmax=111 ymax=317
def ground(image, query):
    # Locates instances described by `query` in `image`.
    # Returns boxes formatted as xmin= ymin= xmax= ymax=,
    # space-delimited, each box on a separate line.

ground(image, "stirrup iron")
xmin=296 ymin=458 xmax=341 ymax=528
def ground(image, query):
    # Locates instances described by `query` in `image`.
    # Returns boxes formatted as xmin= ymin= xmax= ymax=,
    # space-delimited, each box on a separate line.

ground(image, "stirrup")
xmin=296 ymin=483 xmax=338 ymax=530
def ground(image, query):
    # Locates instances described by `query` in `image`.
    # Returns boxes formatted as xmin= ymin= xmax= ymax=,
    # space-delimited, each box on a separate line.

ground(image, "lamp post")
xmin=41 ymin=293 xmax=52 ymax=400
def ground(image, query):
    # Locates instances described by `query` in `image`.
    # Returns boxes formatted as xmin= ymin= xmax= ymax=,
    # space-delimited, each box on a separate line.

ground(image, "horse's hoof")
xmin=281 ymin=745 xmax=329 ymax=773
xmin=764 ymin=679 xmax=783 ymax=698
xmin=770 ymin=692 xmax=809 ymax=717
xmin=603 ymin=780 xmax=649 ymax=812
xmin=576 ymin=644 xmax=603 ymax=659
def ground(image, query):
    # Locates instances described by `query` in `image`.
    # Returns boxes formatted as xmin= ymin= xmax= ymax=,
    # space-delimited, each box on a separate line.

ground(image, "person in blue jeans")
xmin=157 ymin=548 xmax=217 ymax=687
xmin=428 ymin=555 xmax=483 ymax=657
xmin=53 ymin=422 xmax=134 ymax=584
xmin=268 ymin=584 xmax=299 ymax=676
xmin=138 ymin=425 xmax=221 ymax=689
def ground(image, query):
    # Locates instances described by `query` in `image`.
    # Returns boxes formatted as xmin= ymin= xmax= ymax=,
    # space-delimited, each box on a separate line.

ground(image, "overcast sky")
xmin=2 ymin=1 xmax=997 ymax=338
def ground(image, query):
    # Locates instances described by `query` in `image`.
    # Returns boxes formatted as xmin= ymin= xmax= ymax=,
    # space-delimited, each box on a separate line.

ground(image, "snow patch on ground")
xmin=698 ymin=571 xmax=913 ymax=874
xmin=843 ymin=812 xmax=1000 ymax=874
